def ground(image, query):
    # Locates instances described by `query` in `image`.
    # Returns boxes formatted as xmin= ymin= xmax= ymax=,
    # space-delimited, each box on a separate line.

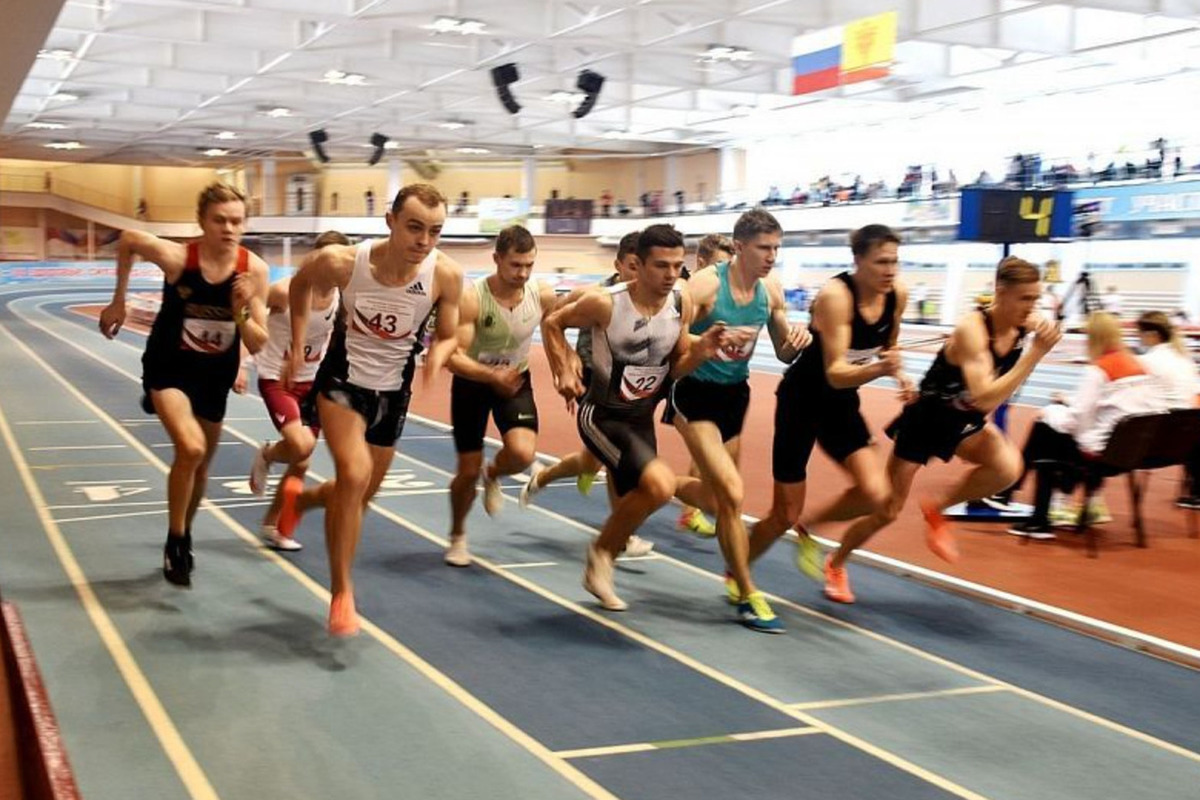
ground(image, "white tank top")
xmin=342 ymin=240 xmax=437 ymax=391
xmin=255 ymin=288 xmax=340 ymax=382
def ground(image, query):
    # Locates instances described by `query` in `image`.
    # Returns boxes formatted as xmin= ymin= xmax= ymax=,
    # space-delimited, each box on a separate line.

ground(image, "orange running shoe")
xmin=921 ymin=500 xmax=959 ymax=563
xmin=329 ymin=592 xmax=359 ymax=637
xmin=823 ymin=555 xmax=856 ymax=604
xmin=276 ymin=476 xmax=304 ymax=538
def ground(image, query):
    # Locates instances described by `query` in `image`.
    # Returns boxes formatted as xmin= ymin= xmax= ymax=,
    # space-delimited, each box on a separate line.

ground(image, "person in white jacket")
xmin=1008 ymin=312 xmax=1167 ymax=538
xmin=1136 ymin=311 xmax=1200 ymax=508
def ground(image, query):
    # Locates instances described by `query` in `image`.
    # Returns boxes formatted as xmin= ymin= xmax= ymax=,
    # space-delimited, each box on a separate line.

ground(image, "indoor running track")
xmin=0 ymin=283 xmax=1198 ymax=800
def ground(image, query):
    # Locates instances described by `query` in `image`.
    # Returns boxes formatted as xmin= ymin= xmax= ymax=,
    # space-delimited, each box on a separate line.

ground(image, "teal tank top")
xmin=690 ymin=261 xmax=769 ymax=384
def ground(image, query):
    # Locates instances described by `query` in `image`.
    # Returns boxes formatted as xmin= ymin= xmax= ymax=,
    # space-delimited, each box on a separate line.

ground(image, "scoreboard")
xmin=957 ymin=188 xmax=1074 ymax=243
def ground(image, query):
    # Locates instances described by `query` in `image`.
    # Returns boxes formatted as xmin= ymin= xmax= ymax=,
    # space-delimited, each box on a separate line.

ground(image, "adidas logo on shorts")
xmin=405 ymin=281 xmax=426 ymax=296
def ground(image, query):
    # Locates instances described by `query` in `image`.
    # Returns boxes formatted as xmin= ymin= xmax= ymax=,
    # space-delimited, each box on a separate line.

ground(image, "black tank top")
xmin=143 ymin=242 xmax=248 ymax=387
xmin=918 ymin=309 xmax=1025 ymax=411
xmin=786 ymin=271 xmax=897 ymax=396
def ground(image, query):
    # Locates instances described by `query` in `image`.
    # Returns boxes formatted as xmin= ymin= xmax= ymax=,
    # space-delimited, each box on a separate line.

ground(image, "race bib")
xmin=716 ymin=325 xmax=762 ymax=362
xmin=351 ymin=296 xmax=415 ymax=341
xmin=181 ymin=318 xmax=236 ymax=354
xmin=477 ymin=351 xmax=514 ymax=368
xmin=619 ymin=364 xmax=668 ymax=402
xmin=845 ymin=346 xmax=881 ymax=366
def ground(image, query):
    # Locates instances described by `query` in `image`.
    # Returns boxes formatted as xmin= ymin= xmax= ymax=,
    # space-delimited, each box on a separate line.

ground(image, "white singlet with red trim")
xmin=255 ymin=288 xmax=340 ymax=382
xmin=342 ymin=240 xmax=437 ymax=391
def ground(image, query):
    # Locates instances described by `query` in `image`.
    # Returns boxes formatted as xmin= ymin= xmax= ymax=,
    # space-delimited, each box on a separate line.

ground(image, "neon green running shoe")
xmin=679 ymin=508 xmax=716 ymax=537
xmin=794 ymin=527 xmax=823 ymax=582
xmin=576 ymin=471 xmax=597 ymax=496
xmin=723 ymin=572 xmax=740 ymax=605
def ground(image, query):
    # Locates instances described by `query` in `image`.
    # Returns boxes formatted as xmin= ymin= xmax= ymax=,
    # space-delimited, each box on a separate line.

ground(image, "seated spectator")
xmin=1099 ymin=285 xmax=1122 ymax=317
xmin=1007 ymin=312 xmax=1168 ymax=538
xmin=1137 ymin=311 xmax=1200 ymax=509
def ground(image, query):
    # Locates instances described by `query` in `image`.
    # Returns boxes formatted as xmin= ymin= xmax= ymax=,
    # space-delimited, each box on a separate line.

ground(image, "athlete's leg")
xmin=151 ymin=389 xmax=208 ymax=536
xmin=748 ymin=480 xmax=807 ymax=562
xmin=805 ymin=446 xmax=891 ymax=528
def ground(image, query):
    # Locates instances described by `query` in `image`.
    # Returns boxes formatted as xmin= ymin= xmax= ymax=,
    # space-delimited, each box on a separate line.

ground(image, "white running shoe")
xmin=249 ymin=441 xmax=271 ymax=496
xmin=261 ymin=524 xmax=302 ymax=551
xmin=519 ymin=462 xmax=545 ymax=508
xmin=622 ymin=535 xmax=655 ymax=558
xmin=583 ymin=545 xmax=627 ymax=611
xmin=482 ymin=469 xmax=503 ymax=517
xmin=444 ymin=536 xmax=471 ymax=567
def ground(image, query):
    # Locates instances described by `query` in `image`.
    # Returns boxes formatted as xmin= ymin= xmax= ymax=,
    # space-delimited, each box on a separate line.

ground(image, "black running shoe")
xmin=182 ymin=530 xmax=195 ymax=573
xmin=163 ymin=535 xmax=191 ymax=587
xmin=1007 ymin=521 xmax=1055 ymax=540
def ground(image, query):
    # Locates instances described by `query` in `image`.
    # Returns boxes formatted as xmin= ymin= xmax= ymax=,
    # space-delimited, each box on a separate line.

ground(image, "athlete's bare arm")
xmin=671 ymin=289 xmax=726 ymax=379
xmin=764 ymin=273 xmax=811 ymax=363
xmin=285 ymin=244 xmax=356 ymax=386
xmin=684 ymin=268 xmax=721 ymax=323
xmin=424 ymin=252 xmax=464 ymax=381
xmin=814 ymin=281 xmax=901 ymax=389
xmin=234 ymin=255 xmax=270 ymax=354
xmin=544 ymin=288 xmax=613 ymax=402
xmin=954 ymin=312 xmax=1061 ymax=413
xmin=99 ymin=230 xmax=188 ymax=338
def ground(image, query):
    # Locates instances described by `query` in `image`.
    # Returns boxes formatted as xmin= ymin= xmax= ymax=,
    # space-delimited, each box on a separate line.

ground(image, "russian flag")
xmin=791 ymin=27 xmax=843 ymax=95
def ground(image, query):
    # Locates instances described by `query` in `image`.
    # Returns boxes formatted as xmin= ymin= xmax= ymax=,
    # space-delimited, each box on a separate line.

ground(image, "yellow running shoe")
xmin=794 ymin=528 xmax=823 ymax=582
xmin=723 ymin=572 xmax=740 ymax=605
xmin=576 ymin=471 xmax=597 ymax=496
xmin=679 ymin=508 xmax=716 ymax=537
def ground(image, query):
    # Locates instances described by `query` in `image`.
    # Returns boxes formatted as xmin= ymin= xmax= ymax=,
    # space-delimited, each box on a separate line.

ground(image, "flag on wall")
xmin=792 ymin=11 xmax=897 ymax=96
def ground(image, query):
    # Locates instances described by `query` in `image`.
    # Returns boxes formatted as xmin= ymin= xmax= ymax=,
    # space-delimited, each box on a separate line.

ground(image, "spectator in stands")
xmin=1100 ymin=285 xmax=1123 ymax=317
xmin=675 ymin=189 xmax=685 ymax=214
xmin=456 ymin=191 xmax=469 ymax=214
xmin=1008 ymin=312 xmax=1168 ymax=538
xmin=617 ymin=198 xmax=631 ymax=216
xmin=364 ymin=188 xmax=375 ymax=216
xmin=600 ymin=188 xmax=613 ymax=217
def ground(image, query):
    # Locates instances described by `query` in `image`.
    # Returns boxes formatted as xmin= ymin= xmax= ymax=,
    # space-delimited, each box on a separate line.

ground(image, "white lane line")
xmin=8 ymin=301 xmax=621 ymax=800
xmin=65 ymin=479 xmax=148 ymax=485
xmin=29 ymin=444 xmax=128 ymax=452
xmin=0 ymin=344 xmax=220 ymax=800
xmin=15 ymin=420 xmax=100 ymax=425
xmin=789 ymin=685 xmax=1012 ymax=712
xmin=556 ymin=728 xmax=822 ymax=760
xmin=495 ymin=561 xmax=560 ymax=570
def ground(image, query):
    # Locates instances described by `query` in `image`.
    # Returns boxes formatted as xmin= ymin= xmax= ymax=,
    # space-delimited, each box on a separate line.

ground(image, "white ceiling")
xmin=3 ymin=0 xmax=1200 ymax=168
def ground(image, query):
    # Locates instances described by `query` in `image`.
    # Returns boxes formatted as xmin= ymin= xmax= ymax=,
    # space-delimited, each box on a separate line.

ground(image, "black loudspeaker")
xmin=309 ymin=129 xmax=330 ymax=163
xmin=490 ymin=63 xmax=521 ymax=114
xmin=368 ymin=132 xmax=388 ymax=166
xmin=573 ymin=69 xmax=605 ymax=119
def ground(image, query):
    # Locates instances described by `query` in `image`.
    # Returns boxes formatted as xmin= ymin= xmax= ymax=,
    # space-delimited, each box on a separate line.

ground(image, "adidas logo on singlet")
xmin=405 ymin=281 xmax=426 ymax=296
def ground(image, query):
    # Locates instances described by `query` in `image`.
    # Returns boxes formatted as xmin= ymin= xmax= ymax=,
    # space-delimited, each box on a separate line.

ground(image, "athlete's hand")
xmin=782 ymin=322 xmax=811 ymax=361
xmin=98 ymin=301 xmax=125 ymax=339
xmin=233 ymin=273 xmax=255 ymax=312
xmin=876 ymin=347 xmax=903 ymax=377
xmin=897 ymin=373 xmax=918 ymax=405
xmin=1030 ymin=315 xmax=1062 ymax=356
xmin=281 ymin=349 xmax=302 ymax=390
xmin=233 ymin=366 xmax=249 ymax=394
xmin=723 ymin=326 xmax=756 ymax=351
xmin=491 ymin=367 xmax=524 ymax=398
xmin=555 ymin=368 xmax=584 ymax=410
xmin=697 ymin=321 xmax=727 ymax=360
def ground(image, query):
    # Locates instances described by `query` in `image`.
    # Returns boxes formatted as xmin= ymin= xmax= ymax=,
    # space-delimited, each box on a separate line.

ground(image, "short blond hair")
xmin=196 ymin=183 xmax=247 ymax=219
xmin=1086 ymin=311 xmax=1125 ymax=361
